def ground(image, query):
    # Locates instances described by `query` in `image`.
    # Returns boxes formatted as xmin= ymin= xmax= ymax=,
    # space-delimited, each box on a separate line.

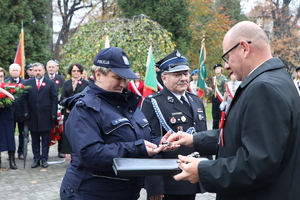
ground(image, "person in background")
xmin=54 ymin=60 xmax=65 ymax=78
xmin=127 ymin=71 xmax=144 ymax=107
xmin=60 ymin=63 xmax=88 ymax=155
xmin=60 ymin=47 xmax=174 ymax=200
xmin=23 ymin=63 xmax=58 ymax=168
xmin=221 ymin=71 xmax=241 ymax=112
xmin=0 ymin=67 xmax=18 ymax=169
xmin=45 ymin=60 xmax=65 ymax=99
xmin=141 ymin=50 xmax=208 ymax=200
xmin=166 ymin=21 xmax=300 ymax=200
xmin=189 ymin=69 xmax=198 ymax=95
xmin=293 ymin=66 xmax=300 ymax=95
xmin=25 ymin=64 xmax=35 ymax=79
xmin=211 ymin=64 xmax=227 ymax=129
xmin=45 ymin=60 xmax=65 ymax=158
xmin=4 ymin=64 xmax=26 ymax=160
xmin=81 ymin=69 xmax=88 ymax=80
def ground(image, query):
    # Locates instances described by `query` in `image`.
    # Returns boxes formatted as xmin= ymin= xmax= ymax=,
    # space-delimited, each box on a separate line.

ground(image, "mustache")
xmin=177 ymin=81 xmax=188 ymax=85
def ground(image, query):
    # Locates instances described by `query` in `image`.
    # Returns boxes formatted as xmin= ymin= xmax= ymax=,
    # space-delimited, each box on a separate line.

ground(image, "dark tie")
xmin=181 ymin=96 xmax=192 ymax=114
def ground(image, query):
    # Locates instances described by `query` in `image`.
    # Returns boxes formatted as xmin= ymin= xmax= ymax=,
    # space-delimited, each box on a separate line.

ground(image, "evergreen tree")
xmin=117 ymin=0 xmax=191 ymax=55
xmin=0 ymin=0 xmax=53 ymax=70
xmin=215 ymin=0 xmax=247 ymax=22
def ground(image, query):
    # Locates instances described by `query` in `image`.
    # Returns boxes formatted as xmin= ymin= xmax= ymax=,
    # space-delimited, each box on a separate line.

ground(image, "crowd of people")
xmin=1 ymin=20 xmax=300 ymax=200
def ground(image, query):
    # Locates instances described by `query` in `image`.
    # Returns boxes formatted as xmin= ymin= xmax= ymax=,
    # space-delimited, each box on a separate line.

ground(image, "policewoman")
xmin=60 ymin=47 xmax=171 ymax=200
xmin=141 ymin=50 xmax=209 ymax=200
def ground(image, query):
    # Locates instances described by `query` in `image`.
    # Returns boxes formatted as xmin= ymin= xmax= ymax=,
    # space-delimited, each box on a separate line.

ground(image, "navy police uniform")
xmin=60 ymin=47 xmax=161 ymax=200
xmin=141 ymin=50 xmax=208 ymax=199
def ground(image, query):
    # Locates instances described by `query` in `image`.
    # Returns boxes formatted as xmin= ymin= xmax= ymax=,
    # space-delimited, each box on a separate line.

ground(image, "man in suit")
xmin=5 ymin=64 xmax=26 ymax=160
xmin=166 ymin=21 xmax=300 ymax=200
xmin=45 ymin=60 xmax=65 ymax=158
xmin=23 ymin=63 xmax=58 ymax=168
xmin=141 ymin=50 xmax=208 ymax=200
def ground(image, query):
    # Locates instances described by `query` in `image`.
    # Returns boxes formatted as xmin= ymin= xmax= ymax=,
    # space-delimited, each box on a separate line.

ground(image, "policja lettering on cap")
xmin=155 ymin=49 xmax=190 ymax=73
xmin=93 ymin=47 xmax=138 ymax=79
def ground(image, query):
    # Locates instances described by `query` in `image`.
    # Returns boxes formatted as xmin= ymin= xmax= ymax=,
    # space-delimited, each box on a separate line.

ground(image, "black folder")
xmin=113 ymin=158 xmax=182 ymax=176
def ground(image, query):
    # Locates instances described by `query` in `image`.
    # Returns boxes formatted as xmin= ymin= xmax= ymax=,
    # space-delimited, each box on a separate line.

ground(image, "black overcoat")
xmin=23 ymin=77 xmax=58 ymax=132
xmin=195 ymin=57 xmax=300 ymax=200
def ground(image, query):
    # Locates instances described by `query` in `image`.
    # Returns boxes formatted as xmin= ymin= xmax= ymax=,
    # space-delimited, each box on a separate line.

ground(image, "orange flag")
xmin=14 ymin=27 xmax=25 ymax=79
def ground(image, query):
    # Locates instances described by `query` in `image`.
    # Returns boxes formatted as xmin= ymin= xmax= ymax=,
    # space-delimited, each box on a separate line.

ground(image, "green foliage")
xmin=117 ymin=0 xmax=191 ymax=55
xmin=187 ymin=0 xmax=233 ymax=79
xmin=215 ymin=0 xmax=248 ymax=23
xmin=60 ymin=15 xmax=175 ymax=77
xmin=0 ymin=0 xmax=53 ymax=71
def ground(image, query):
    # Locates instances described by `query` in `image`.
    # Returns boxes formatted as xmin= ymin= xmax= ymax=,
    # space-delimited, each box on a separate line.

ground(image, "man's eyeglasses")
xmin=221 ymin=41 xmax=251 ymax=63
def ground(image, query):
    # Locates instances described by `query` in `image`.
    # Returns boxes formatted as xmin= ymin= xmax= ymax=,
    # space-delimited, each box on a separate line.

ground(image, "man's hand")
xmin=166 ymin=131 xmax=194 ymax=147
xmin=173 ymin=155 xmax=201 ymax=183
xmin=52 ymin=116 xmax=58 ymax=125
xmin=159 ymin=130 xmax=180 ymax=151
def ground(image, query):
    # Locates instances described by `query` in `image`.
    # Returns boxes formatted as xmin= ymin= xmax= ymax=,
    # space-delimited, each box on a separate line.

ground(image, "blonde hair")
xmin=91 ymin=65 xmax=111 ymax=78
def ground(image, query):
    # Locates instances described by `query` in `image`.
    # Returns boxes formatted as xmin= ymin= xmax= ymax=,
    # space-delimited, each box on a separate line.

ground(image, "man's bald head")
xmin=224 ymin=21 xmax=270 ymax=51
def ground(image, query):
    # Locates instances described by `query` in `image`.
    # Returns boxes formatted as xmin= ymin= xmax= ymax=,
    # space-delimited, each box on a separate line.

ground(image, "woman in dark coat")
xmin=60 ymin=63 xmax=88 ymax=154
xmin=0 ymin=68 xmax=17 ymax=169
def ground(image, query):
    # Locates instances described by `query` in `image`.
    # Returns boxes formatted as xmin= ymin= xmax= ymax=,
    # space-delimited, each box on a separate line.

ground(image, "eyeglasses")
xmin=167 ymin=71 xmax=190 ymax=78
xmin=72 ymin=70 xmax=81 ymax=72
xmin=221 ymin=41 xmax=251 ymax=63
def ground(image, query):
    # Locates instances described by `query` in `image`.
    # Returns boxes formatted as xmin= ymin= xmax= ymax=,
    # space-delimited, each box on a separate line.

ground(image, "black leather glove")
xmin=23 ymin=113 xmax=29 ymax=120
xmin=52 ymin=116 xmax=58 ymax=125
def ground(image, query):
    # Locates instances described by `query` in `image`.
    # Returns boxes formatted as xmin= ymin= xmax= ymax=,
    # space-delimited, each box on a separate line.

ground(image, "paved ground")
xmin=0 ymin=121 xmax=216 ymax=200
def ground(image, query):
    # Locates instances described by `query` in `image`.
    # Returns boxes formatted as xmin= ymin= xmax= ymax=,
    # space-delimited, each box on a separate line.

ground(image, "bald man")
xmin=166 ymin=21 xmax=300 ymax=200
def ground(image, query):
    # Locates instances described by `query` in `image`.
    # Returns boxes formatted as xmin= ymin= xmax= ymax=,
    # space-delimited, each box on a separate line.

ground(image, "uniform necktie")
xmin=37 ymin=80 xmax=41 ymax=90
xmin=51 ymin=75 xmax=54 ymax=80
xmin=14 ymin=79 xmax=18 ymax=83
xmin=181 ymin=96 xmax=192 ymax=114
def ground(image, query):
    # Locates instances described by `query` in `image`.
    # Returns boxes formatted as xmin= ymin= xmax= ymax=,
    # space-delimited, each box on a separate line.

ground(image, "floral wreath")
xmin=0 ymin=82 xmax=30 ymax=108
xmin=50 ymin=105 xmax=64 ymax=146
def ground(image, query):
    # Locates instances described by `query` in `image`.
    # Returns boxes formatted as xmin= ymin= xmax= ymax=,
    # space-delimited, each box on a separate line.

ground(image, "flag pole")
xmin=21 ymin=21 xmax=25 ymax=79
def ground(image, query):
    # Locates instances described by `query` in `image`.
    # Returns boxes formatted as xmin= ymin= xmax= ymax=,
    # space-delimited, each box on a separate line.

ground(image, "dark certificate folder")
xmin=113 ymin=158 xmax=182 ymax=176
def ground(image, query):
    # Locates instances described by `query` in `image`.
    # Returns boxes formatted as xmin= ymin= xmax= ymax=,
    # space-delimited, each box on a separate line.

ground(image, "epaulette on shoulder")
xmin=186 ymin=91 xmax=197 ymax=97
xmin=146 ymin=91 xmax=162 ymax=99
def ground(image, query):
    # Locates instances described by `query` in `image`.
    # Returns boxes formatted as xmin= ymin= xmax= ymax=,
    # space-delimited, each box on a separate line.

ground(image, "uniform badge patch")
xmin=181 ymin=116 xmax=186 ymax=122
xmin=170 ymin=117 xmax=176 ymax=124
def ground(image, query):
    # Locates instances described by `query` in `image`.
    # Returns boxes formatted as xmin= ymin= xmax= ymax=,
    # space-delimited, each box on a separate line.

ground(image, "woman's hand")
xmin=144 ymin=140 xmax=164 ymax=156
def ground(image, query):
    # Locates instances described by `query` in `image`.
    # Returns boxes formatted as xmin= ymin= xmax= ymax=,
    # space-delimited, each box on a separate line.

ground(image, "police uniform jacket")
xmin=60 ymin=81 xmax=161 ymax=200
xmin=23 ymin=77 xmax=58 ymax=132
xmin=141 ymin=87 xmax=207 ymax=196
xmin=193 ymin=57 xmax=300 ymax=200
xmin=4 ymin=77 xmax=26 ymax=122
